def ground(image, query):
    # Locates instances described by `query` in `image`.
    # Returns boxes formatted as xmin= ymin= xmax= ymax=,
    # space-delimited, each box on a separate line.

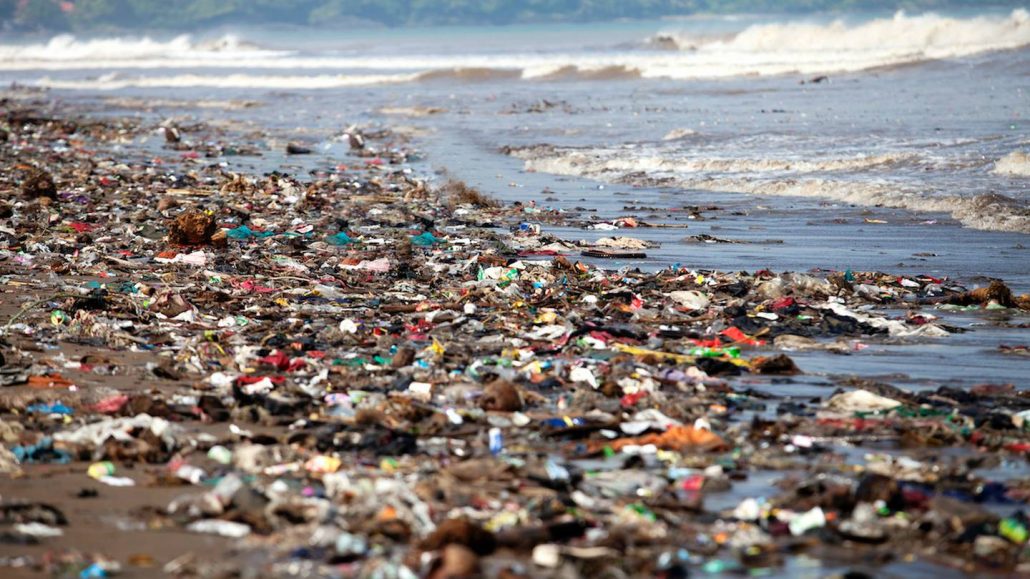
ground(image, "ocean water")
xmin=4 ymin=9 xmax=1026 ymax=231
xmin=1 ymin=8 xmax=1028 ymax=389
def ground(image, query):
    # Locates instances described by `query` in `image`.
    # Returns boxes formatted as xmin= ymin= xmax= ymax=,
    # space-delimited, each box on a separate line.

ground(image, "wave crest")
xmin=532 ymin=64 xmax=642 ymax=81
xmin=415 ymin=67 xmax=522 ymax=82
xmin=3 ymin=10 xmax=1028 ymax=82
xmin=0 ymin=33 xmax=284 ymax=63
xmin=658 ymin=9 xmax=1030 ymax=54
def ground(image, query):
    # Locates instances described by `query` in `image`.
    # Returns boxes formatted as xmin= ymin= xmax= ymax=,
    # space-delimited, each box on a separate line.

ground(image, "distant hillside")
xmin=2 ymin=0 xmax=1026 ymax=32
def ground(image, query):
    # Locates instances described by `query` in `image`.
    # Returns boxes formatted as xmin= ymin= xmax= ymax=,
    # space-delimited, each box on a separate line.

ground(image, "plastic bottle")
xmin=488 ymin=427 xmax=503 ymax=455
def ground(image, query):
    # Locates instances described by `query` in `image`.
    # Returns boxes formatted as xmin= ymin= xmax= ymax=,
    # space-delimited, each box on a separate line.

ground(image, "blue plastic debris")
xmin=79 ymin=563 xmax=108 ymax=578
xmin=410 ymin=232 xmax=439 ymax=246
xmin=227 ymin=225 xmax=275 ymax=240
xmin=328 ymin=232 xmax=354 ymax=246
xmin=12 ymin=436 xmax=72 ymax=464
xmin=26 ymin=402 xmax=73 ymax=415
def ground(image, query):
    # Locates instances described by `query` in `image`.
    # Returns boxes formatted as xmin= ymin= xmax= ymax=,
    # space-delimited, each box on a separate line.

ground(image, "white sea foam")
xmin=2 ymin=10 xmax=1027 ymax=82
xmin=994 ymin=151 xmax=1030 ymax=177
xmin=522 ymin=151 xmax=913 ymax=175
xmin=659 ymin=9 xmax=1030 ymax=58
xmin=0 ymin=34 xmax=285 ymax=64
xmin=34 ymin=72 xmax=419 ymax=90
xmin=513 ymin=146 xmax=1030 ymax=234
xmin=640 ymin=9 xmax=1030 ymax=78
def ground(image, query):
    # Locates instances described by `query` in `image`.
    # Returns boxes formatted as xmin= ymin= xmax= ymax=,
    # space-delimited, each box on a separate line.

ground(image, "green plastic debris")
xmin=411 ymin=232 xmax=439 ymax=246
xmin=999 ymin=517 xmax=1028 ymax=544
xmin=688 ymin=346 xmax=740 ymax=359
xmin=627 ymin=503 xmax=657 ymax=522
xmin=328 ymin=232 xmax=353 ymax=246
xmin=701 ymin=559 xmax=737 ymax=574
xmin=227 ymin=225 xmax=275 ymax=240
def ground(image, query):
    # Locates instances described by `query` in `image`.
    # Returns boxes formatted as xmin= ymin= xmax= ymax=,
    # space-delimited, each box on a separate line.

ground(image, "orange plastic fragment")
xmin=27 ymin=374 xmax=74 ymax=389
xmin=606 ymin=425 xmax=727 ymax=453
xmin=377 ymin=505 xmax=398 ymax=522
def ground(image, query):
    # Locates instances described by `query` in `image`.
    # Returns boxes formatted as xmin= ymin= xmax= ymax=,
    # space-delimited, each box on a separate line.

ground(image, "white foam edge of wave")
xmin=3 ymin=9 xmax=1028 ymax=79
xmin=32 ymin=72 xmax=421 ymax=90
xmin=523 ymin=151 xmax=918 ymax=175
xmin=517 ymin=149 xmax=1030 ymax=234
xmin=653 ymin=9 xmax=1030 ymax=54
xmin=994 ymin=151 xmax=1030 ymax=177
xmin=3 ymin=43 xmax=1027 ymax=79
xmin=0 ymin=33 xmax=288 ymax=62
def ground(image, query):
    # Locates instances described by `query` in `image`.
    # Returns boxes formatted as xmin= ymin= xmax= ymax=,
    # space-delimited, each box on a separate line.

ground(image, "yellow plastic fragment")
xmin=611 ymin=342 xmax=750 ymax=368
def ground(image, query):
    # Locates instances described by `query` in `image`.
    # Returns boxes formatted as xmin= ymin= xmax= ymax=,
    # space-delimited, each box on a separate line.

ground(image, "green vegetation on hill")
xmin=2 ymin=0 xmax=1023 ymax=31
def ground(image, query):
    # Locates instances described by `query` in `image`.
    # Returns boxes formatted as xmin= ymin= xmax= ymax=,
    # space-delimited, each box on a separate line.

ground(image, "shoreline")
xmin=0 ymin=92 xmax=1028 ymax=577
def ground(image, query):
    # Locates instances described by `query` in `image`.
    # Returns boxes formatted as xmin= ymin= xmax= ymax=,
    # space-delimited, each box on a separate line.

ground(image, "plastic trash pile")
xmin=0 ymin=93 xmax=1027 ymax=578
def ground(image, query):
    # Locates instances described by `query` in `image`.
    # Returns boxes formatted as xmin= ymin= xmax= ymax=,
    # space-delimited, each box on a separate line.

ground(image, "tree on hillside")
xmin=16 ymin=0 xmax=70 ymax=30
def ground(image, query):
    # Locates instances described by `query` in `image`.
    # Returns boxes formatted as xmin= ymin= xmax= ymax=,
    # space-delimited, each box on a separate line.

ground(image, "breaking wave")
xmin=534 ymin=64 xmax=643 ymax=81
xmin=511 ymin=145 xmax=1030 ymax=234
xmin=638 ymin=9 xmax=1030 ymax=77
xmin=0 ymin=33 xmax=284 ymax=65
xmin=415 ymin=67 xmax=522 ymax=82
xmin=3 ymin=10 xmax=1028 ymax=81
xmin=654 ymin=9 xmax=1030 ymax=62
